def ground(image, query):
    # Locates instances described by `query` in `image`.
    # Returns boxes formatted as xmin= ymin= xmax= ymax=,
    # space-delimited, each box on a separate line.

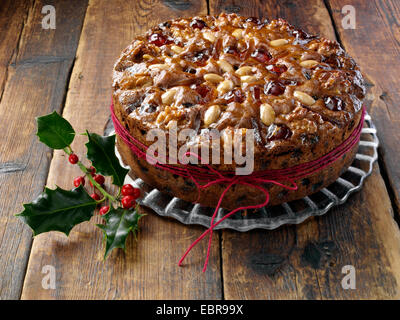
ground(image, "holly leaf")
xmin=36 ymin=111 xmax=75 ymax=149
xmin=16 ymin=185 xmax=97 ymax=236
xmin=97 ymin=207 xmax=143 ymax=259
xmin=85 ymin=132 xmax=129 ymax=186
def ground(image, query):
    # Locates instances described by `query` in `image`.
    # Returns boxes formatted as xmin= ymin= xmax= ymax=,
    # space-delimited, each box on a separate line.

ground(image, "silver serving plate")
xmin=109 ymin=113 xmax=378 ymax=232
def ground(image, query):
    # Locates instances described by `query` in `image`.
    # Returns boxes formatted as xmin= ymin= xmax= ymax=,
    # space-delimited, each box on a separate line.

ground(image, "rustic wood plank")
xmin=0 ymin=0 xmax=88 ymax=299
xmin=211 ymin=0 xmax=400 ymax=299
xmin=326 ymin=0 xmax=400 ymax=219
xmin=0 ymin=0 xmax=31 ymax=104
xmin=20 ymin=0 xmax=222 ymax=300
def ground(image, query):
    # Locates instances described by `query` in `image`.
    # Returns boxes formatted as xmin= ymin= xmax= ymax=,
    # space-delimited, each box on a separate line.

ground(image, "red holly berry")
xmin=73 ymin=176 xmax=85 ymax=187
xmin=99 ymin=206 xmax=110 ymax=215
xmin=94 ymin=174 xmax=105 ymax=185
xmin=121 ymin=184 xmax=141 ymax=199
xmin=132 ymin=188 xmax=141 ymax=199
xmin=122 ymin=184 xmax=134 ymax=196
xmin=122 ymin=195 xmax=136 ymax=209
xmin=89 ymin=166 xmax=96 ymax=176
xmin=90 ymin=193 xmax=101 ymax=201
xmin=68 ymin=154 xmax=79 ymax=164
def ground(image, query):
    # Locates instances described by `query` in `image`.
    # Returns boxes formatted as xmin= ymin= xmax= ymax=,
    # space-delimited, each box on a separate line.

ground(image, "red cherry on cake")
xmin=246 ymin=17 xmax=261 ymax=24
xmin=190 ymin=18 xmax=207 ymax=29
xmin=266 ymin=64 xmax=287 ymax=75
xmin=224 ymin=89 xmax=245 ymax=103
xmin=224 ymin=46 xmax=238 ymax=55
xmin=267 ymin=124 xmax=292 ymax=141
xmin=250 ymin=86 xmax=261 ymax=101
xmin=148 ymin=33 xmax=172 ymax=47
xmin=264 ymin=80 xmax=286 ymax=96
xmin=122 ymin=195 xmax=136 ymax=209
xmin=68 ymin=153 xmax=78 ymax=164
xmin=251 ymin=49 xmax=272 ymax=63
xmin=73 ymin=176 xmax=85 ymax=187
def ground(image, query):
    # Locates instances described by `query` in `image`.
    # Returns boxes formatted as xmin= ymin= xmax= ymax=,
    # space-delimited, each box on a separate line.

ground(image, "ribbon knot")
xmin=179 ymin=154 xmax=298 ymax=272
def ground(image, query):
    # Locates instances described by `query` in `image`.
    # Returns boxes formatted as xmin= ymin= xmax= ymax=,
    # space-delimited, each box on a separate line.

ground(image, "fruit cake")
xmin=112 ymin=13 xmax=365 ymax=210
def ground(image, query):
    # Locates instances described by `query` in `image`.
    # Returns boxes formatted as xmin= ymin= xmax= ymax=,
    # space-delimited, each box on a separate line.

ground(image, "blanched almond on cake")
xmin=171 ymin=45 xmax=184 ymax=54
xmin=232 ymin=28 xmax=244 ymax=39
xmin=142 ymin=54 xmax=153 ymax=60
xmin=203 ymin=31 xmax=216 ymax=42
xmin=300 ymin=60 xmax=319 ymax=68
xmin=217 ymin=80 xmax=234 ymax=94
xmin=235 ymin=66 xmax=253 ymax=76
xmin=204 ymin=105 xmax=221 ymax=126
xmin=149 ymin=63 xmax=169 ymax=71
xmin=135 ymin=76 xmax=152 ymax=87
xmin=204 ymin=73 xmax=224 ymax=83
xmin=260 ymin=103 xmax=275 ymax=126
xmin=217 ymin=60 xmax=234 ymax=73
xmin=294 ymin=91 xmax=316 ymax=105
xmin=240 ymin=75 xmax=257 ymax=83
xmin=161 ymin=88 xmax=177 ymax=105
xmin=269 ymin=39 xmax=289 ymax=47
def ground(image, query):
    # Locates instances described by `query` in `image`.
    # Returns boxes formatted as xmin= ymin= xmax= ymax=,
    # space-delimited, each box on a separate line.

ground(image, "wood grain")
xmin=326 ymin=0 xmax=400 ymax=219
xmin=211 ymin=0 xmax=400 ymax=299
xmin=4 ymin=0 xmax=398 ymax=300
xmin=0 ymin=0 xmax=31 ymax=99
xmin=0 ymin=0 xmax=88 ymax=299
xmin=20 ymin=0 xmax=223 ymax=300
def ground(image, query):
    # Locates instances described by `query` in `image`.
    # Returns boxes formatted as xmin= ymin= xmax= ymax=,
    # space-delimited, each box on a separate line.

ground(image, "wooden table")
xmin=1 ymin=0 xmax=400 ymax=300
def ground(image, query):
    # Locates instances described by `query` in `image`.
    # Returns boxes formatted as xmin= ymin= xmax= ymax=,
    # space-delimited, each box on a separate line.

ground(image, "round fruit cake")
xmin=112 ymin=13 xmax=365 ymax=210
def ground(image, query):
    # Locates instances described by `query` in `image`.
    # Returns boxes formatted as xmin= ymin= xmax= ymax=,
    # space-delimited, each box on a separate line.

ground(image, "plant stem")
xmin=63 ymin=147 xmax=116 ymax=202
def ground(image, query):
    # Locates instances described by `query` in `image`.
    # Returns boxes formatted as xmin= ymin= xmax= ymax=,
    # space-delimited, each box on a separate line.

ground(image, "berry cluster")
xmin=68 ymin=153 xmax=141 ymax=215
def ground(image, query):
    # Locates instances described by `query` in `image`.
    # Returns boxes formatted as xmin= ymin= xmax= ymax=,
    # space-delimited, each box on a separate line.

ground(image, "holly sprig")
xmin=16 ymin=111 xmax=144 ymax=258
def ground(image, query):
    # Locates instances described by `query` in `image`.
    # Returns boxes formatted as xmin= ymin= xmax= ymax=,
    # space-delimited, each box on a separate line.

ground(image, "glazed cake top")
xmin=112 ymin=13 xmax=365 ymax=157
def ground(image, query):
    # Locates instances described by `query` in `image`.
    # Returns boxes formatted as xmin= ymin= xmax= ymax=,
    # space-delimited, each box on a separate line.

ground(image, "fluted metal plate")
xmin=108 ymin=113 xmax=378 ymax=232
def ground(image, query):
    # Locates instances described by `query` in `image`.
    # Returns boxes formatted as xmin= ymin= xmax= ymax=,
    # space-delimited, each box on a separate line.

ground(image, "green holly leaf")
xmin=85 ymin=132 xmax=129 ymax=186
xmin=36 ymin=111 xmax=75 ymax=149
xmin=97 ymin=207 xmax=143 ymax=259
xmin=16 ymin=185 xmax=97 ymax=236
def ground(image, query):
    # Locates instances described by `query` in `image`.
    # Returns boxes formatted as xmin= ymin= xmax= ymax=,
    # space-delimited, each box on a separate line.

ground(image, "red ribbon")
xmin=111 ymin=101 xmax=365 ymax=272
